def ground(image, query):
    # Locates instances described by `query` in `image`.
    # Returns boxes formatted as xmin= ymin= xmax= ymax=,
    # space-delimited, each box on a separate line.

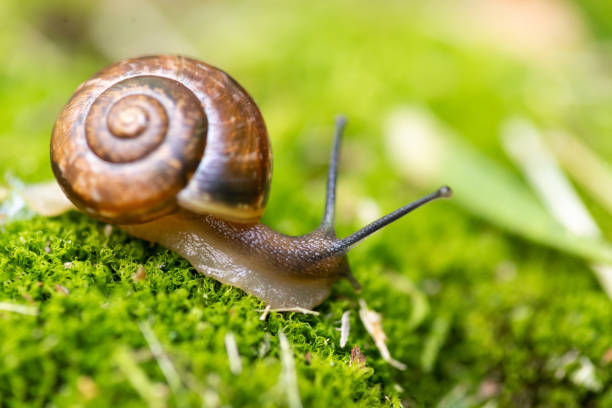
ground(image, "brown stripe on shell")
xmin=51 ymin=73 xmax=207 ymax=224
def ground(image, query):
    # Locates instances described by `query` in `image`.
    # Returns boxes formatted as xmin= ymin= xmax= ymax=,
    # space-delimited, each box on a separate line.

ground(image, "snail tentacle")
xmin=320 ymin=115 xmax=347 ymax=233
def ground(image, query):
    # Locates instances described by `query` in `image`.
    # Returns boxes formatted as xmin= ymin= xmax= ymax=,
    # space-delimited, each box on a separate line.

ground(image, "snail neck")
xmin=197 ymin=212 xmax=357 ymax=283
xmin=120 ymin=210 xmax=356 ymax=309
xmin=121 ymin=210 xmax=355 ymax=282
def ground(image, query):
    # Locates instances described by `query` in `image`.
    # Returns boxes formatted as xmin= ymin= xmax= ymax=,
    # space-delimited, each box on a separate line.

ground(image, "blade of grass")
xmin=547 ymin=130 xmax=612 ymax=216
xmin=501 ymin=118 xmax=600 ymax=237
xmin=385 ymin=106 xmax=612 ymax=265
xmin=501 ymin=118 xmax=612 ymax=299
xmin=421 ymin=313 xmax=452 ymax=373
xmin=278 ymin=331 xmax=302 ymax=408
xmin=138 ymin=321 xmax=183 ymax=395
xmin=114 ymin=346 xmax=168 ymax=408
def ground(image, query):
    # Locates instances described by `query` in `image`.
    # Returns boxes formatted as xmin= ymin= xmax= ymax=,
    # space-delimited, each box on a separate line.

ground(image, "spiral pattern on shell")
xmin=51 ymin=56 xmax=272 ymax=224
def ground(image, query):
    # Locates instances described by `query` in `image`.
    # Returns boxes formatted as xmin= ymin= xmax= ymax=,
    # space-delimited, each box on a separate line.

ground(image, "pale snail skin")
xmin=50 ymin=55 xmax=451 ymax=309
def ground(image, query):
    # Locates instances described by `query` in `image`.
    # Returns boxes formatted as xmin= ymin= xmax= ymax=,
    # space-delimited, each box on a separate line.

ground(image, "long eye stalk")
xmin=319 ymin=116 xmax=452 ymax=253
xmin=320 ymin=115 xmax=347 ymax=232
xmin=335 ymin=186 xmax=451 ymax=251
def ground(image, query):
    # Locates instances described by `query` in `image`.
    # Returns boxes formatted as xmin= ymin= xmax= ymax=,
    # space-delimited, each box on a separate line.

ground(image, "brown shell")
xmin=51 ymin=55 xmax=272 ymax=224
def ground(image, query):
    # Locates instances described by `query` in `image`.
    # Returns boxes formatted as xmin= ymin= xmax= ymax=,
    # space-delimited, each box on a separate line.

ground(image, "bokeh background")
xmin=2 ymin=0 xmax=612 ymax=406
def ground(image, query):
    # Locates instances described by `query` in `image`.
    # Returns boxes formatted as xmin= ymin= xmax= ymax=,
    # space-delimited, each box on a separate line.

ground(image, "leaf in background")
xmin=22 ymin=180 xmax=75 ymax=217
xmin=501 ymin=118 xmax=612 ymax=299
xmin=547 ymin=130 xmax=612 ymax=216
xmin=0 ymin=177 xmax=73 ymax=224
xmin=501 ymin=118 xmax=600 ymax=237
xmin=384 ymin=106 xmax=612 ymax=265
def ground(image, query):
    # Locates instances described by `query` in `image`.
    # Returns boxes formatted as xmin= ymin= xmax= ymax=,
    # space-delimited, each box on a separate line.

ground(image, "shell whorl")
xmin=51 ymin=56 xmax=272 ymax=224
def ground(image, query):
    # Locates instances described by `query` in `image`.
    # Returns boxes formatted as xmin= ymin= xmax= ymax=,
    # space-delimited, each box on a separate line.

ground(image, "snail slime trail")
xmin=50 ymin=55 xmax=452 ymax=309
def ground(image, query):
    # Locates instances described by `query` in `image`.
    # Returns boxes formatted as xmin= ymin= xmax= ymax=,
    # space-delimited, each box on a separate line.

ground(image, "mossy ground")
xmin=2 ymin=1 xmax=612 ymax=406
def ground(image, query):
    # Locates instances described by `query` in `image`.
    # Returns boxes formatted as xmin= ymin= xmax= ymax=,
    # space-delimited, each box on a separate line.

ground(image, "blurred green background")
xmin=2 ymin=0 xmax=612 ymax=406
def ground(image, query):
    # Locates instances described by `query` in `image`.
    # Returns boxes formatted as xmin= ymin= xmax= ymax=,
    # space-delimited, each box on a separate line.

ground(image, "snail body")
xmin=123 ymin=213 xmax=343 ymax=308
xmin=51 ymin=55 xmax=451 ymax=309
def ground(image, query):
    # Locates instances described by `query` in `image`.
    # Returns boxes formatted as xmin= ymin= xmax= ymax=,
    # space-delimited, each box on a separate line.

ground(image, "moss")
xmin=0 ymin=214 xmax=399 ymax=407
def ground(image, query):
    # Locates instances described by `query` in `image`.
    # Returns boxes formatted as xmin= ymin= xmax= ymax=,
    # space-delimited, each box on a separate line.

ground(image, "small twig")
xmin=139 ymin=321 xmax=182 ymax=395
xmin=340 ymin=311 xmax=350 ymax=348
xmin=274 ymin=307 xmax=319 ymax=315
xmin=278 ymin=331 xmax=302 ymax=408
xmin=259 ymin=305 xmax=271 ymax=321
xmin=0 ymin=301 xmax=39 ymax=316
xmin=224 ymin=332 xmax=242 ymax=375
xmin=358 ymin=299 xmax=406 ymax=370
xmin=258 ymin=306 xmax=319 ymax=321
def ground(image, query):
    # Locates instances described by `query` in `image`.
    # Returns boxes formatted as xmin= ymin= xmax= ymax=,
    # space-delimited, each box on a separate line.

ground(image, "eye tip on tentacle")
xmin=439 ymin=185 xmax=453 ymax=198
xmin=317 ymin=116 xmax=452 ymax=255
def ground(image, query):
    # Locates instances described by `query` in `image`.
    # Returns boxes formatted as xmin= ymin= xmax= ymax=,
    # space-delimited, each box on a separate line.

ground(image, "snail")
xmin=50 ymin=55 xmax=452 ymax=309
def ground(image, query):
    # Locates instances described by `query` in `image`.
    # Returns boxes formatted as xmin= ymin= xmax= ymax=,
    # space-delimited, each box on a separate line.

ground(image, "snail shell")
xmin=51 ymin=55 xmax=272 ymax=224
